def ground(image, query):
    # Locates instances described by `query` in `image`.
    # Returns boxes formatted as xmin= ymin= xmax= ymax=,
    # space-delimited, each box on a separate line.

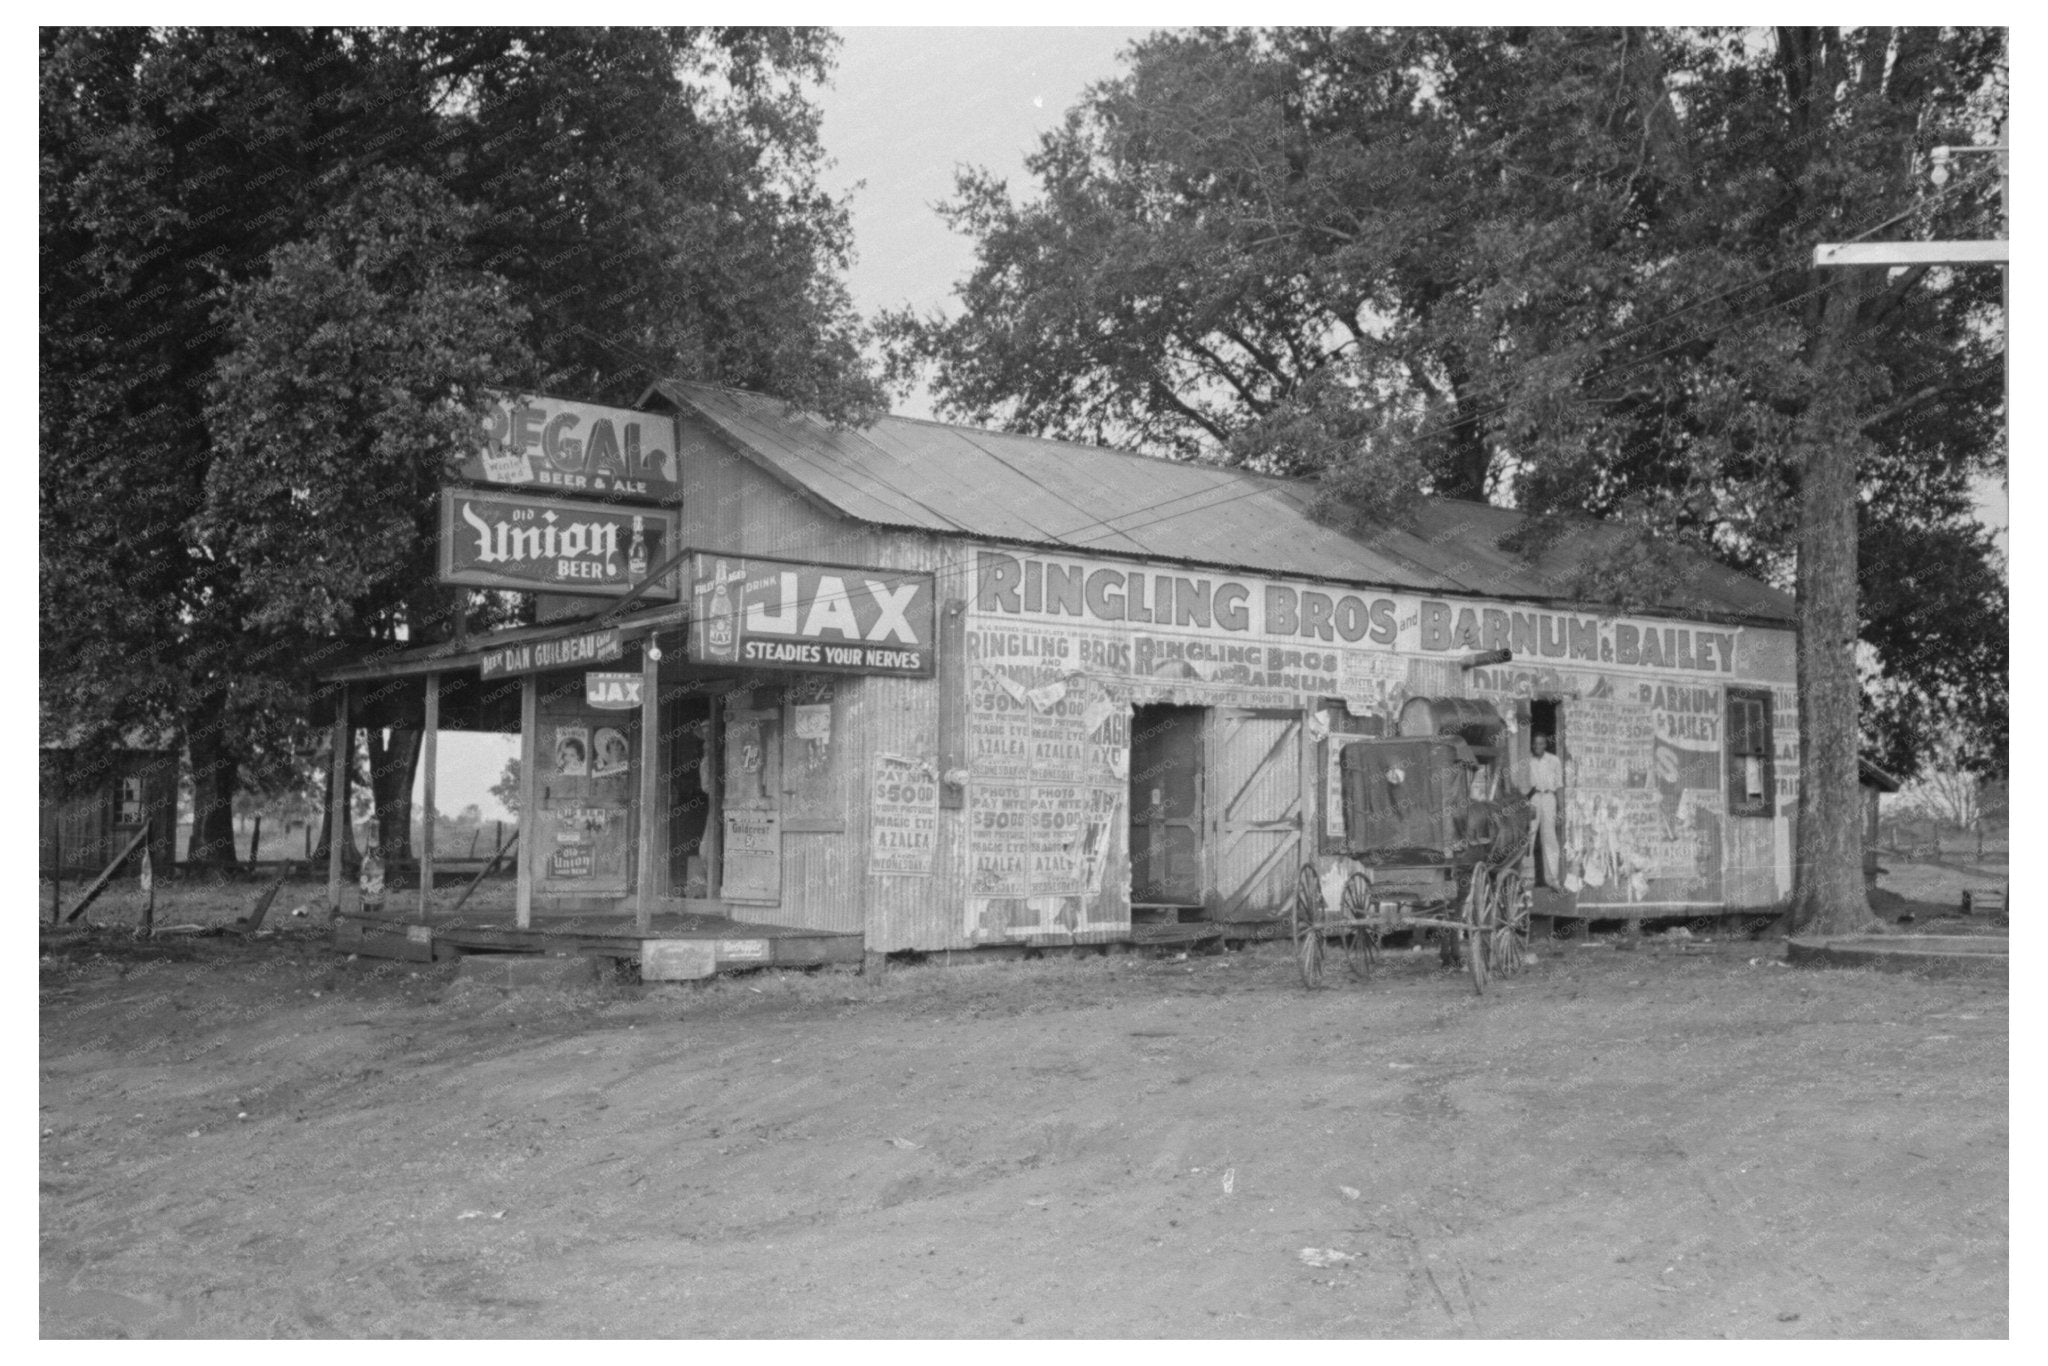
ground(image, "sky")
xmin=426 ymin=26 xmax=1151 ymax=820
xmin=817 ymin=25 xmax=1156 ymax=413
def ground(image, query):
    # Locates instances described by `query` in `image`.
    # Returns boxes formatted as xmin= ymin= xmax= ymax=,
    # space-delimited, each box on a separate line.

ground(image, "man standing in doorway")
xmin=1527 ymin=732 xmax=1563 ymax=888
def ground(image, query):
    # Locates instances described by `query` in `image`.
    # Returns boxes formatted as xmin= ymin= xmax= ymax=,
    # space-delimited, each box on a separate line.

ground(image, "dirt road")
xmin=40 ymin=927 xmax=2006 ymax=1338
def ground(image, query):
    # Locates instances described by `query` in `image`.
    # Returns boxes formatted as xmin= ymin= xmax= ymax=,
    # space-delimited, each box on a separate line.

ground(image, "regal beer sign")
xmin=439 ymin=490 xmax=679 ymax=599
xmin=460 ymin=391 xmax=679 ymax=499
xmin=688 ymin=553 xmax=936 ymax=677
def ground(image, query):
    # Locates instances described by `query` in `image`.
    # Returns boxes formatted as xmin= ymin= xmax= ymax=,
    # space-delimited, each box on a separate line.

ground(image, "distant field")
xmin=1876 ymin=852 xmax=2007 ymax=915
xmin=170 ymin=820 xmax=517 ymax=867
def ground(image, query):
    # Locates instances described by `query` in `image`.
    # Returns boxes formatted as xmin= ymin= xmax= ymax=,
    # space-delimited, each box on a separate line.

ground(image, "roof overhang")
xmin=320 ymin=601 xmax=685 ymax=685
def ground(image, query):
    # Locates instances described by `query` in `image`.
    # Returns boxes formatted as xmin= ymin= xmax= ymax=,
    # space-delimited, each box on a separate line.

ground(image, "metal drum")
xmin=1396 ymin=696 xmax=1507 ymax=746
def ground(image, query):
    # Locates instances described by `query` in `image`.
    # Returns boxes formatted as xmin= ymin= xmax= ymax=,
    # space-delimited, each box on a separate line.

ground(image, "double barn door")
xmin=1128 ymin=706 xmax=1305 ymax=920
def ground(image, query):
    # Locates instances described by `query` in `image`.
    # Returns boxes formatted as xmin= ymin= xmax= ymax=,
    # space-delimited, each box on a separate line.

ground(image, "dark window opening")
xmin=1725 ymin=687 xmax=1775 ymax=817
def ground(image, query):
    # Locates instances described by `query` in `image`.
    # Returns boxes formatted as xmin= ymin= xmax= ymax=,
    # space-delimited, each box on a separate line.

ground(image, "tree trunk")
xmin=1787 ymin=295 xmax=1879 ymax=935
xmin=310 ymin=728 xmax=361 ymax=877
xmin=367 ymin=727 xmax=422 ymax=866
xmin=1440 ymin=358 xmax=1492 ymax=499
xmin=183 ymin=692 xmax=243 ymax=873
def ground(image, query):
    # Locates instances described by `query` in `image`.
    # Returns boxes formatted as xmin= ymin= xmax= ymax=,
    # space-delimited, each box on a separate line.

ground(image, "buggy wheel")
xmin=1465 ymin=866 xmax=1493 ymax=995
xmin=1490 ymin=870 xmax=1529 ymax=977
xmin=1292 ymin=863 xmax=1326 ymax=989
xmin=1340 ymin=873 xmax=1379 ymax=981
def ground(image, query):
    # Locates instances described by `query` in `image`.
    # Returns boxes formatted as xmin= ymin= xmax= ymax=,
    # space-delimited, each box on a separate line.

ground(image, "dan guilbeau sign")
xmin=439 ymin=489 xmax=679 ymax=599
xmin=687 ymin=553 xmax=935 ymax=676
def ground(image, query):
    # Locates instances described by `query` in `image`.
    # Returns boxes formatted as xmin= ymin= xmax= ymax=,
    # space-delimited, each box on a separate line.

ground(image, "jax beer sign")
xmin=688 ymin=553 xmax=936 ymax=677
xmin=459 ymin=391 xmax=680 ymax=500
xmin=439 ymin=489 xmax=679 ymax=599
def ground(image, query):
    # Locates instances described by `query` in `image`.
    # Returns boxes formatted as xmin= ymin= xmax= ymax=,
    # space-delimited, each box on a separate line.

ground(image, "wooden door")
xmin=720 ymin=701 xmax=782 ymax=904
xmin=1129 ymin=705 xmax=1205 ymax=905
xmin=533 ymin=702 xmax=637 ymax=895
xmin=1205 ymin=708 xmax=1305 ymax=919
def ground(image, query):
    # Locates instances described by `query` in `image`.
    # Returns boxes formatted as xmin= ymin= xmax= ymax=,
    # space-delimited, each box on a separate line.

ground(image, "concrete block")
xmin=456 ymin=953 xmax=600 ymax=987
xmin=641 ymin=940 xmax=717 ymax=981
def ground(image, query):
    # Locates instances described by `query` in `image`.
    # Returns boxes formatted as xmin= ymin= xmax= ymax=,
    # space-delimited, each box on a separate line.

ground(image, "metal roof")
xmin=653 ymin=380 xmax=1796 ymax=627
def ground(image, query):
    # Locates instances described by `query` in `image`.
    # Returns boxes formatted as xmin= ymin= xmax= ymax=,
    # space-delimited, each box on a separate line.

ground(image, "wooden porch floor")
xmin=334 ymin=901 xmax=863 ymax=969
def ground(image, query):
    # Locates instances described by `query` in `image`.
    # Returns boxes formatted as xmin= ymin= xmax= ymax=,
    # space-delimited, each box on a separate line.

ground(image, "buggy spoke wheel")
xmin=1491 ymin=871 xmax=1528 ymax=977
xmin=1466 ymin=867 xmax=1493 ymax=995
xmin=1339 ymin=873 xmax=1376 ymax=982
xmin=1347 ymin=926 xmax=1382 ymax=980
xmin=1292 ymin=863 xmax=1326 ymax=989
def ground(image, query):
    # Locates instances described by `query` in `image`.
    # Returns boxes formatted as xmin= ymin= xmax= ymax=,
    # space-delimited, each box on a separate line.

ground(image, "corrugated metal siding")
xmin=1722 ymin=819 xmax=1781 ymax=908
xmin=782 ymin=829 xmax=861 ymax=933
xmin=857 ymin=535 xmax=977 ymax=952
xmin=653 ymin=379 xmax=1797 ymax=627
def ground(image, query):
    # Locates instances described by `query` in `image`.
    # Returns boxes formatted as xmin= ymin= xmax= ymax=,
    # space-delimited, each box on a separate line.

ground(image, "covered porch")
xmin=319 ymin=607 xmax=863 ymax=970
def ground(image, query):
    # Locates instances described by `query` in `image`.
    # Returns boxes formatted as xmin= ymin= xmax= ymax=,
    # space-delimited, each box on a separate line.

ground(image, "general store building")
xmin=323 ymin=382 xmax=1800 ymax=967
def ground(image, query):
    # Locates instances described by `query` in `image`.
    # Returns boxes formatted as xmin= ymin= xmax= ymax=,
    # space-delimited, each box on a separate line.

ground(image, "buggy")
xmin=1292 ymin=697 xmax=1534 ymax=994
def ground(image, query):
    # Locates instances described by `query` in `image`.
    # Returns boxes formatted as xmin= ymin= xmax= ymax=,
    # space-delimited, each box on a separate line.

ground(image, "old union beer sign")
xmin=439 ymin=490 xmax=679 ymax=599
xmin=687 ymin=552 xmax=935 ymax=677
xmin=459 ymin=391 xmax=680 ymax=500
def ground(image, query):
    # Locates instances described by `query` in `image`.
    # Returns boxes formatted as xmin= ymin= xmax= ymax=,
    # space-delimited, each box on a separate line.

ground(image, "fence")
xmin=171 ymin=818 xmax=518 ymax=867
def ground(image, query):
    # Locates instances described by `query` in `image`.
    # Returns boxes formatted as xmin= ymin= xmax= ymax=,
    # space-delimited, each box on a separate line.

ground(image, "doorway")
xmin=1129 ymin=704 xmax=1205 ymax=908
xmin=1526 ymin=696 xmax=1564 ymax=888
xmin=1127 ymin=704 xmax=1307 ymax=920
xmin=665 ymin=691 xmax=716 ymax=898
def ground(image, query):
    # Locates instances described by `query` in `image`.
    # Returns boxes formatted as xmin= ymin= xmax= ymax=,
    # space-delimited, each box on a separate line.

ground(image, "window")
xmin=1724 ymin=687 xmax=1774 ymax=817
xmin=118 ymin=775 xmax=146 ymax=826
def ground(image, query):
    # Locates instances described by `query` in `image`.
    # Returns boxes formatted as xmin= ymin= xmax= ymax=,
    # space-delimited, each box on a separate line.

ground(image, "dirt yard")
xmin=40 ymin=892 xmax=2006 ymax=1339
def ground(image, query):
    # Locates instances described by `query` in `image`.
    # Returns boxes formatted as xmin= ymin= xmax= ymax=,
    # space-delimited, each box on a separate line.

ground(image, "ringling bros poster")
xmin=961 ymin=547 xmax=1797 ymax=936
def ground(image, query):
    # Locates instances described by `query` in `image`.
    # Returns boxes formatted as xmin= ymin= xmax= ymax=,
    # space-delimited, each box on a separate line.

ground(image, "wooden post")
xmin=635 ymin=640 xmax=660 ymax=930
xmin=141 ymin=826 xmax=155 ymax=937
xmin=327 ymin=685 xmax=349 ymax=913
xmin=248 ymin=814 xmax=262 ymax=865
xmin=50 ymin=825 xmax=60 ymax=927
xmin=420 ymin=671 xmax=440 ymax=921
xmin=702 ymin=691 xmax=723 ymax=896
xmin=516 ymin=674 xmax=538 ymax=928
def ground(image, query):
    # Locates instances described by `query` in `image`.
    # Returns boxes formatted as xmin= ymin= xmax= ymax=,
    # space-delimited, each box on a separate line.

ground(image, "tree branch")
xmin=1863 ymin=263 xmax=1931 ymax=331
xmin=1856 ymin=377 xmax=1983 ymax=435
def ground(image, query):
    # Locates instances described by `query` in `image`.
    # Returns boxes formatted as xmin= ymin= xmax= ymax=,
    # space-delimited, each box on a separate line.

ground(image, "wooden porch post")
xmin=326 ymin=684 xmax=349 ymax=913
xmin=420 ymin=672 xmax=439 ymax=921
xmin=702 ymin=690 xmax=723 ymax=897
xmin=516 ymin=673 xmax=538 ymax=928
xmin=634 ymin=639 xmax=661 ymax=930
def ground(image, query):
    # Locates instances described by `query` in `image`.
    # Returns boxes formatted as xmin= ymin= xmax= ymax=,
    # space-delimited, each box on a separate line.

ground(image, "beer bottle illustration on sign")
xmin=627 ymin=515 xmax=649 ymax=581
xmin=705 ymin=558 xmax=738 ymax=661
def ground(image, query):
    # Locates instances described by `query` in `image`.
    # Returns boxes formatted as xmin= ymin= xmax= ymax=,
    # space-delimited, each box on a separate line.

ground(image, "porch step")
xmin=1127 ymin=921 xmax=1225 ymax=946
